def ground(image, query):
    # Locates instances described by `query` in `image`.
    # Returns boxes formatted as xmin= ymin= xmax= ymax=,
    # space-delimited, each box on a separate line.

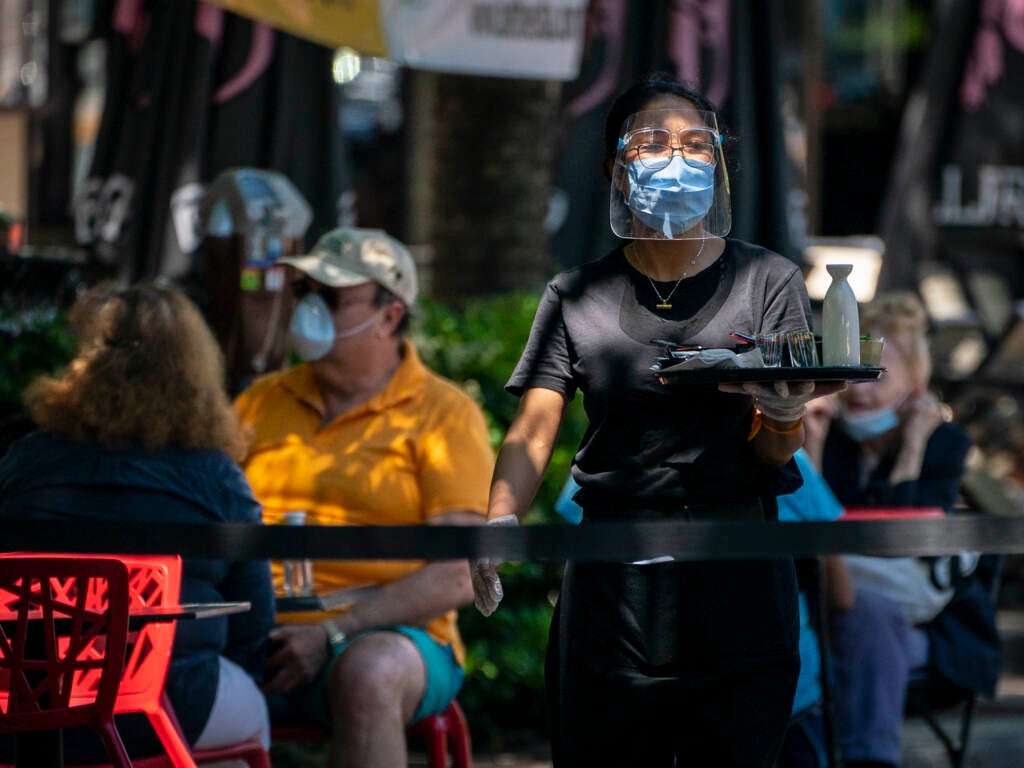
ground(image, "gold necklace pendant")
xmin=636 ymin=239 xmax=707 ymax=311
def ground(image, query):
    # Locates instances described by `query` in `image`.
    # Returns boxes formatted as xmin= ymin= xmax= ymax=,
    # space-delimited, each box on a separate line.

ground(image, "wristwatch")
xmin=322 ymin=617 xmax=347 ymax=652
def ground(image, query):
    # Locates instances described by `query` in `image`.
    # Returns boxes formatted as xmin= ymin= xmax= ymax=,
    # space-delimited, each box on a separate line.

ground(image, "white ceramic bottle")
xmin=822 ymin=264 xmax=861 ymax=366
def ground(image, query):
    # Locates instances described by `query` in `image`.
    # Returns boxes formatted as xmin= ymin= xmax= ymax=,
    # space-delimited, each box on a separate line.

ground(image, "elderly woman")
xmin=0 ymin=283 xmax=274 ymax=759
xmin=472 ymin=73 xmax=843 ymax=768
xmin=821 ymin=291 xmax=975 ymax=768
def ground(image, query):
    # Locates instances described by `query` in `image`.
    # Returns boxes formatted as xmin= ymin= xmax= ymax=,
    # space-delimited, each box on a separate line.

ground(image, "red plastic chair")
xmin=272 ymin=698 xmax=473 ymax=767
xmin=0 ymin=553 xmax=268 ymax=768
xmin=0 ymin=556 xmax=133 ymax=768
xmin=407 ymin=702 xmax=472 ymax=768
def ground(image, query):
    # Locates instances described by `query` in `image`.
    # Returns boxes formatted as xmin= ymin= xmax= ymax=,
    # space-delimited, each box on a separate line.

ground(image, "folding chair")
xmin=272 ymin=698 xmax=473 ymax=768
xmin=0 ymin=556 xmax=133 ymax=768
xmin=903 ymin=553 xmax=1004 ymax=768
xmin=904 ymin=675 xmax=978 ymax=768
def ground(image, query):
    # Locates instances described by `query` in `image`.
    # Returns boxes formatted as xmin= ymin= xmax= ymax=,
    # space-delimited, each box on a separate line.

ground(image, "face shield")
xmin=609 ymin=107 xmax=732 ymax=241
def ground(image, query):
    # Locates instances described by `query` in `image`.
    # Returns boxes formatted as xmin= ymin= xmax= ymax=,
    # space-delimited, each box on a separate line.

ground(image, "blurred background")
xmin=2 ymin=0 xmax=1024 ymax=756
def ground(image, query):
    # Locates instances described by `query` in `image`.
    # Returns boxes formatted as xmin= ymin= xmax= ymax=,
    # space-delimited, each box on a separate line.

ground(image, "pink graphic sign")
xmin=960 ymin=0 xmax=1024 ymax=111
xmin=667 ymin=0 xmax=731 ymax=109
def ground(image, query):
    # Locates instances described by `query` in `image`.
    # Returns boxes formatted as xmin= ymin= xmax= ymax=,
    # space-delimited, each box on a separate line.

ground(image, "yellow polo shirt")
xmin=235 ymin=342 xmax=494 ymax=663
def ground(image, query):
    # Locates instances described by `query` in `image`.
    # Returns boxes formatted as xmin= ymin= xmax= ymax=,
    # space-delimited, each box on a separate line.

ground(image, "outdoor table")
xmin=125 ymin=601 xmax=254 ymax=626
xmin=275 ymin=584 xmax=380 ymax=614
xmin=4 ymin=600 xmax=251 ymax=768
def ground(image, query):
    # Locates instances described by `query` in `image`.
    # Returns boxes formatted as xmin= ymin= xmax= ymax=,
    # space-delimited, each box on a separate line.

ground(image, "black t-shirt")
xmin=507 ymin=238 xmax=811 ymax=518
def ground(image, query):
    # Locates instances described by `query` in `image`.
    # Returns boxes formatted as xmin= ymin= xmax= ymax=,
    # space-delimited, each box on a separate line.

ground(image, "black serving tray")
xmin=653 ymin=365 xmax=885 ymax=385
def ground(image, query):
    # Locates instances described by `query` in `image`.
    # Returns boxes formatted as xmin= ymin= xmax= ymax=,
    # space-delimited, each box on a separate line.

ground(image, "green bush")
xmin=413 ymin=291 xmax=587 ymax=498
xmin=0 ymin=306 xmax=75 ymax=417
xmin=413 ymin=292 xmax=586 ymax=750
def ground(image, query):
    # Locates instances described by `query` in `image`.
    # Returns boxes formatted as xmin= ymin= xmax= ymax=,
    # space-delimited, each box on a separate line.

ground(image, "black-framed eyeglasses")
xmin=290 ymin=280 xmax=374 ymax=312
xmin=619 ymin=127 xmax=719 ymax=170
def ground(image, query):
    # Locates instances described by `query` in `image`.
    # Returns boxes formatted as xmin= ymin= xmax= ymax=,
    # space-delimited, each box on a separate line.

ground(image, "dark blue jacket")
xmin=822 ymin=421 xmax=971 ymax=510
xmin=0 ymin=431 xmax=275 ymax=743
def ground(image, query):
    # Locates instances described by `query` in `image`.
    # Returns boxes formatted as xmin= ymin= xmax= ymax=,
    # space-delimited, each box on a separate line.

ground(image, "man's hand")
xmin=261 ymin=624 xmax=330 ymax=695
xmin=471 ymin=514 xmax=519 ymax=617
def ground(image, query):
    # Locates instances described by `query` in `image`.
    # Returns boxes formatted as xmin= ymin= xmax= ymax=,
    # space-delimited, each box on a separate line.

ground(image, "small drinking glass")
xmin=860 ymin=336 xmax=885 ymax=366
xmin=757 ymin=332 xmax=784 ymax=367
xmin=787 ymin=331 xmax=819 ymax=368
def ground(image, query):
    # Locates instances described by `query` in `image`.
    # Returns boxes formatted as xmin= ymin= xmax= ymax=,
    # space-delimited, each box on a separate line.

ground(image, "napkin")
xmin=653 ymin=347 xmax=765 ymax=371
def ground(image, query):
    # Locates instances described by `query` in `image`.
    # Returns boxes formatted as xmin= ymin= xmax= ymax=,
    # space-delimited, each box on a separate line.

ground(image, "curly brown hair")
xmin=24 ymin=282 xmax=246 ymax=459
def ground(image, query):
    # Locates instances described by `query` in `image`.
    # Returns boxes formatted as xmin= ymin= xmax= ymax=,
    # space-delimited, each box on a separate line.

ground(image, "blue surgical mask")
xmin=840 ymin=407 xmax=899 ymax=442
xmin=627 ymin=157 xmax=715 ymax=237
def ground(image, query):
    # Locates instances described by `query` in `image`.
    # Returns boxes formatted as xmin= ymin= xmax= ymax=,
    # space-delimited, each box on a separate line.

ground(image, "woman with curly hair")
xmin=0 ymin=282 xmax=274 ymax=759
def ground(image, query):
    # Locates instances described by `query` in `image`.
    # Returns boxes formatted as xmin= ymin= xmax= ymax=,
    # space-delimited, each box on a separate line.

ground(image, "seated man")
xmin=235 ymin=228 xmax=494 ymax=768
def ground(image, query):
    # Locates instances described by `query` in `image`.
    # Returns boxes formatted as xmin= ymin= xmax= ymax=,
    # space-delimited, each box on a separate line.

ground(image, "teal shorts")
xmin=268 ymin=626 xmax=464 ymax=727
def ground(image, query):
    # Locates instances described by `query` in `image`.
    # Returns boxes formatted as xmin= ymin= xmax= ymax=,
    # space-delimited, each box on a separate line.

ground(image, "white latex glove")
xmin=471 ymin=514 xmax=519 ymax=617
xmin=728 ymin=380 xmax=817 ymax=421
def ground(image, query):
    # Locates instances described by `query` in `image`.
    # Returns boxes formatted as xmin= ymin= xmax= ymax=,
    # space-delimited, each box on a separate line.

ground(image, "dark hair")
xmin=603 ymin=73 xmax=720 ymax=167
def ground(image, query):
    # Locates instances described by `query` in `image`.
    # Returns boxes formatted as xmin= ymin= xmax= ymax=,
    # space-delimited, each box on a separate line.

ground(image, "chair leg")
xmin=447 ymin=708 xmax=473 ymax=768
xmin=449 ymin=728 xmax=472 ymax=768
xmin=918 ymin=706 xmax=959 ymax=763
xmin=146 ymin=706 xmax=199 ymax=768
xmin=951 ymin=697 xmax=977 ymax=768
xmin=96 ymin=721 xmax=134 ymax=768
xmin=244 ymin=745 xmax=272 ymax=768
xmin=424 ymin=717 xmax=450 ymax=768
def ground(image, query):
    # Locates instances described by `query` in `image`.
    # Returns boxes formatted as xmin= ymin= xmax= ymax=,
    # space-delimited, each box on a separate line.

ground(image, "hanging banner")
xmin=201 ymin=0 xmax=588 ymax=80
xmin=200 ymin=0 xmax=388 ymax=56
xmin=385 ymin=0 xmax=588 ymax=80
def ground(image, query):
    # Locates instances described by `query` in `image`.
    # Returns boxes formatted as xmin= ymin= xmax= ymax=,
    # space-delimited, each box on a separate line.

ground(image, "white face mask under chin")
xmin=840 ymin=407 xmax=899 ymax=442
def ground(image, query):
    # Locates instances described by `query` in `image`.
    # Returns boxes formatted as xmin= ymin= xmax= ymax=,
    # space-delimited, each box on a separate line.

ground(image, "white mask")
xmin=289 ymin=293 xmax=335 ymax=361
xmin=334 ymin=310 xmax=381 ymax=340
xmin=289 ymin=292 xmax=383 ymax=362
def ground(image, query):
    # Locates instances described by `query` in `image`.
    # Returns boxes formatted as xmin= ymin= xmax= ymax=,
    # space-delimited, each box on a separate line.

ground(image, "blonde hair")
xmin=860 ymin=291 xmax=931 ymax=389
xmin=25 ymin=283 xmax=246 ymax=459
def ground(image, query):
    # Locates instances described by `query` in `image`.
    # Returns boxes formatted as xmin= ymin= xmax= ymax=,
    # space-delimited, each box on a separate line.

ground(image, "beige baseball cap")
xmin=279 ymin=227 xmax=418 ymax=305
